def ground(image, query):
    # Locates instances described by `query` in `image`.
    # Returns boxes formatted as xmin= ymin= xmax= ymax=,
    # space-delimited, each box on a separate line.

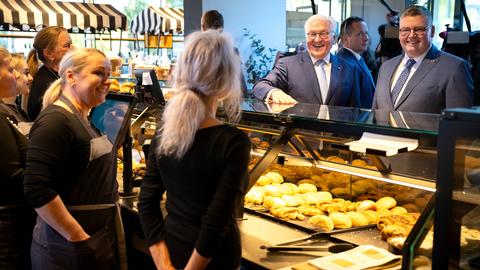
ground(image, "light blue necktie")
xmin=316 ymin=60 xmax=328 ymax=104
xmin=391 ymin=58 xmax=416 ymax=104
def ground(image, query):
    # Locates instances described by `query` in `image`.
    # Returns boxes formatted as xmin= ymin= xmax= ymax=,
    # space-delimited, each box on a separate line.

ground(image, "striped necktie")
xmin=391 ymin=58 xmax=416 ymax=104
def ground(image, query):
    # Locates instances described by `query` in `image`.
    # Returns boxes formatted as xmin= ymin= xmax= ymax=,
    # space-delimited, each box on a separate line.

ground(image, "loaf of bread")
xmin=376 ymin=197 xmax=397 ymax=209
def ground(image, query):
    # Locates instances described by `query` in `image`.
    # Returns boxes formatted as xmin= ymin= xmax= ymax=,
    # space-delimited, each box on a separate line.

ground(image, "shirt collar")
xmin=403 ymin=44 xmax=432 ymax=65
xmin=310 ymin=53 xmax=331 ymax=65
xmin=344 ymin=47 xmax=362 ymax=60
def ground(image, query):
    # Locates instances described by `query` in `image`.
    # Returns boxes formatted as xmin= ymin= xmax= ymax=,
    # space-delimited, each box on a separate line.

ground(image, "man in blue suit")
xmin=337 ymin=17 xmax=375 ymax=108
xmin=372 ymin=6 xmax=473 ymax=113
xmin=252 ymin=15 xmax=371 ymax=108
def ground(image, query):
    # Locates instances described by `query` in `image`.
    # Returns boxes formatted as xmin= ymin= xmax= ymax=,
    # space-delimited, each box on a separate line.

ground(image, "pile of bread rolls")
xmin=245 ymin=171 xmax=417 ymax=232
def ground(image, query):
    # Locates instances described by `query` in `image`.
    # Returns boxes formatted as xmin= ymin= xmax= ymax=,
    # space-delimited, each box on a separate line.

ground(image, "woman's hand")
xmin=149 ymin=241 xmax=175 ymax=270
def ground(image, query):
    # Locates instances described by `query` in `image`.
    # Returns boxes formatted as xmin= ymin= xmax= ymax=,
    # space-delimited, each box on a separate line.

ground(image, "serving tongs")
xmin=260 ymin=225 xmax=370 ymax=252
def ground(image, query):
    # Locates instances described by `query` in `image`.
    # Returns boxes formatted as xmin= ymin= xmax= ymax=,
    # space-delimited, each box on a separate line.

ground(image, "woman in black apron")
xmin=0 ymin=46 xmax=36 ymax=270
xmin=24 ymin=48 xmax=125 ymax=270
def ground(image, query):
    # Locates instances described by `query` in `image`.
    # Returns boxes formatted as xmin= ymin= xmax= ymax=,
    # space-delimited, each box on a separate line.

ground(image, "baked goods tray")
xmin=328 ymin=227 xmax=389 ymax=250
xmin=243 ymin=206 xmax=376 ymax=235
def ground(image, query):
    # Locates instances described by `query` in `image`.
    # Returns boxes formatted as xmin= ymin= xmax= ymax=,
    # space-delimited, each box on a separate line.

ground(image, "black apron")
xmin=31 ymin=97 xmax=127 ymax=270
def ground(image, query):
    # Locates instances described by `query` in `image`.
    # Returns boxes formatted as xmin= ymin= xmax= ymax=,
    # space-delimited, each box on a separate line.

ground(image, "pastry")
xmin=263 ymin=196 xmax=286 ymax=209
xmin=316 ymin=191 xmax=333 ymax=202
xmin=401 ymin=203 xmax=420 ymax=213
xmin=344 ymin=200 xmax=358 ymax=212
xmin=352 ymin=159 xmax=368 ymax=167
xmin=346 ymin=211 xmax=369 ymax=226
xmin=381 ymin=224 xmax=412 ymax=240
xmin=281 ymin=195 xmax=300 ymax=207
xmin=387 ymin=236 xmax=406 ymax=250
xmin=376 ymin=196 xmax=397 ymax=209
xmin=329 ymin=212 xmax=352 ymax=229
xmin=298 ymin=204 xmax=323 ymax=216
xmin=255 ymin=175 xmax=271 ymax=186
xmin=317 ymin=201 xmax=346 ymax=214
xmin=270 ymin=206 xmax=305 ymax=220
xmin=326 ymin=156 xmax=347 ymax=164
xmin=265 ymin=171 xmax=284 ymax=184
xmin=244 ymin=186 xmax=264 ymax=204
xmin=390 ymin=206 xmax=408 ymax=215
xmin=357 ymin=200 xmax=377 ymax=211
xmin=377 ymin=208 xmax=393 ymax=218
xmin=297 ymin=179 xmax=316 ymax=186
xmin=331 ymin=187 xmax=350 ymax=198
xmin=308 ymin=215 xmax=334 ymax=231
xmin=263 ymin=184 xmax=284 ymax=197
xmin=281 ymin=183 xmax=299 ymax=195
xmin=360 ymin=210 xmax=380 ymax=224
xmin=298 ymin=183 xmax=317 ymax=193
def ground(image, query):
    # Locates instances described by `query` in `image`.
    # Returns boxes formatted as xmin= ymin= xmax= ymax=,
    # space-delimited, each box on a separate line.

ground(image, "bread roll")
xmin=298 ymin=183 xmax=317 ymax=194
xmin=329 ymin=212 xmax=352 ymax=229
xmin=281 ymin=195 xmax=300 ymax=207
xmin=317 ymin=201 xmax=346 ymax=214
xmin=401 ymin=203 xmax=420 ymax=213
xmin=308 ymin=215 xmax=334 ymax=231
xmin=263 ymin=184 xmax=284 ymax=197
xmin=391 ymin=206 xmax=408 ymax=215
xmin=326 ymin=156 xmax=347 ymax=164
xmin=381 ymin=224 xmax=412 ymax=240
xmin=265 ymin=171 xmax=284 ymax=184
xmin=352 ymin=159 xmax=368 ymax=167
xmin=346 ymin=211 xmax=369 ymax=226
xmin=316 ymin=191 xmax=333 ymax=202
xmin=376 ymin=197 xmax=397 ymax=209
xmin=360 ymin=210 xmax=380 ymax=224
xmin=297 ymin=179 xmax=316 ymax=186
xmin=358 ymin=200 xmax=377 ymax=211
xmin=281 ymin=183 xmax=299 ymax=195
xmin=298 ymin=204 xmax=323 ymax=216
xmin=331 ymin=187 xmax=350 ymax=198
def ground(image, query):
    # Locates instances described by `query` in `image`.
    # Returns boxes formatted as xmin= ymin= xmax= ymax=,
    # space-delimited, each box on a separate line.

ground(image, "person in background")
xmin=138 ymin=30 xmax=250 ymax=270
xmin=1 ymin=54 xmax=32 ymax=123
xmin=24 ymin=48 xmax=125 ymax=269
xmin=201 ymin=9 xmax=248 ymax=96
xmin=26 ymin=26 xmax=73 ymax=120
xmin=0 ymin=47 xmax=36 ymax=270
xmin=252 ymin=14 xmax=370 ymax=108
xmin=375 ymin=12 xmax=402 ymax=66
xmin=337 ymin=16 xmax=375 ymax=107
xmin=372 ymin=5 xmax=473 ymax=113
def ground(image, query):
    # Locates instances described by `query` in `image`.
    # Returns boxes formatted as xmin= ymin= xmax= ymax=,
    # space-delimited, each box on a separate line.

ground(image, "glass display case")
xmin=434 ymin=107 xmax=480 ymax=269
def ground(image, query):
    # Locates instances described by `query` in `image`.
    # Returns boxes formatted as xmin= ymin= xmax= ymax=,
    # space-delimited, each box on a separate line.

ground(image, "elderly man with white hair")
xmin=253 ymin=14 xmax=371 ymax=108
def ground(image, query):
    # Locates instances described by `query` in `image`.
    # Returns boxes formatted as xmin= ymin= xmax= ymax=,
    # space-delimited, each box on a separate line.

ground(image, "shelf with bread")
xmin=230 ymin=100 xmax=442 ymax=269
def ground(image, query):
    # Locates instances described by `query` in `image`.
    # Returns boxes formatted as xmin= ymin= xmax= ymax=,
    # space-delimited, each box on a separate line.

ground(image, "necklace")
xmin=44 ymin=65 xmax=60 ymax=79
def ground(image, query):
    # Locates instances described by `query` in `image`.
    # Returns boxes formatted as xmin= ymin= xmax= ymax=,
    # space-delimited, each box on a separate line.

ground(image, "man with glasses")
xmin=372 ymin=5 xmax=473 ymax=113
xmin=337 ymin=16 xmax=375 ymax=107
xmin=252 ymin=14 xmax=368 ymax=108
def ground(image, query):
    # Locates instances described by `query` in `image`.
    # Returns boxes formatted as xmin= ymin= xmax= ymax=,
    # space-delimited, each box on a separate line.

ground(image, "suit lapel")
xmin=383 ymin=56 xmax=402 ymax=110
xmin=394 ymin=46 xmax=441 ymax=110
xmin=299 ymin=51 xmax=323 ymax=103
xmin=326 ymin=54 xmax=340 ymax=105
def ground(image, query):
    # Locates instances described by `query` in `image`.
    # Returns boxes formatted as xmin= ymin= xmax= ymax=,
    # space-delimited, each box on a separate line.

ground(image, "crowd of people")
xmin=0 ymin=4 xmax=475 ymax=270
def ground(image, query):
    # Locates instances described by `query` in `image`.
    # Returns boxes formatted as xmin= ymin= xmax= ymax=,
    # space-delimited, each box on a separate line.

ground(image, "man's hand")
xmin=269 ymin=89 xmax=298 ymax=104
xmin=149 ymin=241 xmax=175 ymax=270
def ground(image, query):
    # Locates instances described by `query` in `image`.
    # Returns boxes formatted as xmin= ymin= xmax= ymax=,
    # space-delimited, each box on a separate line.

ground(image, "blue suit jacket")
xmin=336 ymin=48 xmax=375 ymax=107
xmin=252 ymin=51 xmax=371 ymax=108
xmin=372 ymin=45 xmax=473 ymax=113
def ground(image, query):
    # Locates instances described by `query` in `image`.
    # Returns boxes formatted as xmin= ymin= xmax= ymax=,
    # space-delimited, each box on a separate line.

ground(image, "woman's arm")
xmin=35 ymin=195 xmax=89 ymax=241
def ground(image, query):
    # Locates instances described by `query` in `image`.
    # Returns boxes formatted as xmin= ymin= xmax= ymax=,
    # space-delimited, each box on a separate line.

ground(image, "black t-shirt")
xmin=138 ymin=124 xmax=251 ymax=269
xmin=27 ymin=66 xmax=58 ymax=121
xmin=0 ymin=111 xmax=28 ymax=205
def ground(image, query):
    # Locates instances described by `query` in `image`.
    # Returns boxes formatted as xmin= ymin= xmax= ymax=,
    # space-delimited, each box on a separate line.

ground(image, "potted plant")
xmin=243 ymin=28 xmax=277 ymax=87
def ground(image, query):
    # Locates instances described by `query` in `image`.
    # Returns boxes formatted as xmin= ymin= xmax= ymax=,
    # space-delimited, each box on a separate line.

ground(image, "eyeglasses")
xmin=307 ymin=32 xmax=331 ymax=40
xmin=399 ymin=26 xmax=430 ymax=36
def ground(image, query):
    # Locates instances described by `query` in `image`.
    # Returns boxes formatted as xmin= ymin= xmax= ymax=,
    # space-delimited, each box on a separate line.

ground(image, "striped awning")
xmin=130 ymin=6 xmax=183 ymax=35
xmin=0 ymin=0 xmax=127 ymax=31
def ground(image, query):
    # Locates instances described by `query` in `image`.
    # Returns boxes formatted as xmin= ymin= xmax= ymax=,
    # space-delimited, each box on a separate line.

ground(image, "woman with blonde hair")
xmin=1 ymin=54 xmax=32 ymax=123
xmin=24 ymin=48 xmax=124 ymax=269
xmin=0 ymin=47 xmax=35 ymax=269
xmin=138 ymin=30 xmax=251 ymax=270
xmin=26 ymin=26 xmax=72 ymax=120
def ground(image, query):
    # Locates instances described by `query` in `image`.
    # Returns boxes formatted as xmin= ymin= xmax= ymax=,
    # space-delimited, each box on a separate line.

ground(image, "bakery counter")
xmin=119 ymin=196 xmax=373 ymax=270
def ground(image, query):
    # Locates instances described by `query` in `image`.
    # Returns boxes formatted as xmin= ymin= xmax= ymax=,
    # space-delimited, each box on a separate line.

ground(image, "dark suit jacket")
xmin=252 ymin=51 xmax=371 ymax=108
xmin=372 ymin=45 xmax=473 ymax=113
xmin=336 ymin=48 xmax=375 ymax=107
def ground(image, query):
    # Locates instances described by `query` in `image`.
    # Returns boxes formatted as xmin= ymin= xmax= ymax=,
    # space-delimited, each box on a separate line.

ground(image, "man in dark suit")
xmin=201 ymin=10 xmax=248 ymax=96
xmin=337 ymin=16 xmax=375 ymax=108
xmin=372 ymin=5 xmax=473 ymax=113
xmin=252 ymin=15 xmax=371 ymax=108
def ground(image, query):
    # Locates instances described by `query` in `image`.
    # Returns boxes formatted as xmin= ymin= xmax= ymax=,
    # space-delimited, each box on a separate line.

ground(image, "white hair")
xmin=157 ymin=30 xmax=242 ymax=159
xmin=304 ymin=14 xmax=337 ymax=34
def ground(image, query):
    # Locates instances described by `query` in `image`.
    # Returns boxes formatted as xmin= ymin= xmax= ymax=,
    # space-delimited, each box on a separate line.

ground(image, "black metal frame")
xmin=433 ymin=108 xmax=480 ymax=269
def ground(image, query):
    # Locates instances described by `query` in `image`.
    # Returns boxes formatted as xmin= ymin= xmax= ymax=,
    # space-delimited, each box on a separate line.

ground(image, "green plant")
xmin=243 ymin=28 xmax=277 ymax=85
